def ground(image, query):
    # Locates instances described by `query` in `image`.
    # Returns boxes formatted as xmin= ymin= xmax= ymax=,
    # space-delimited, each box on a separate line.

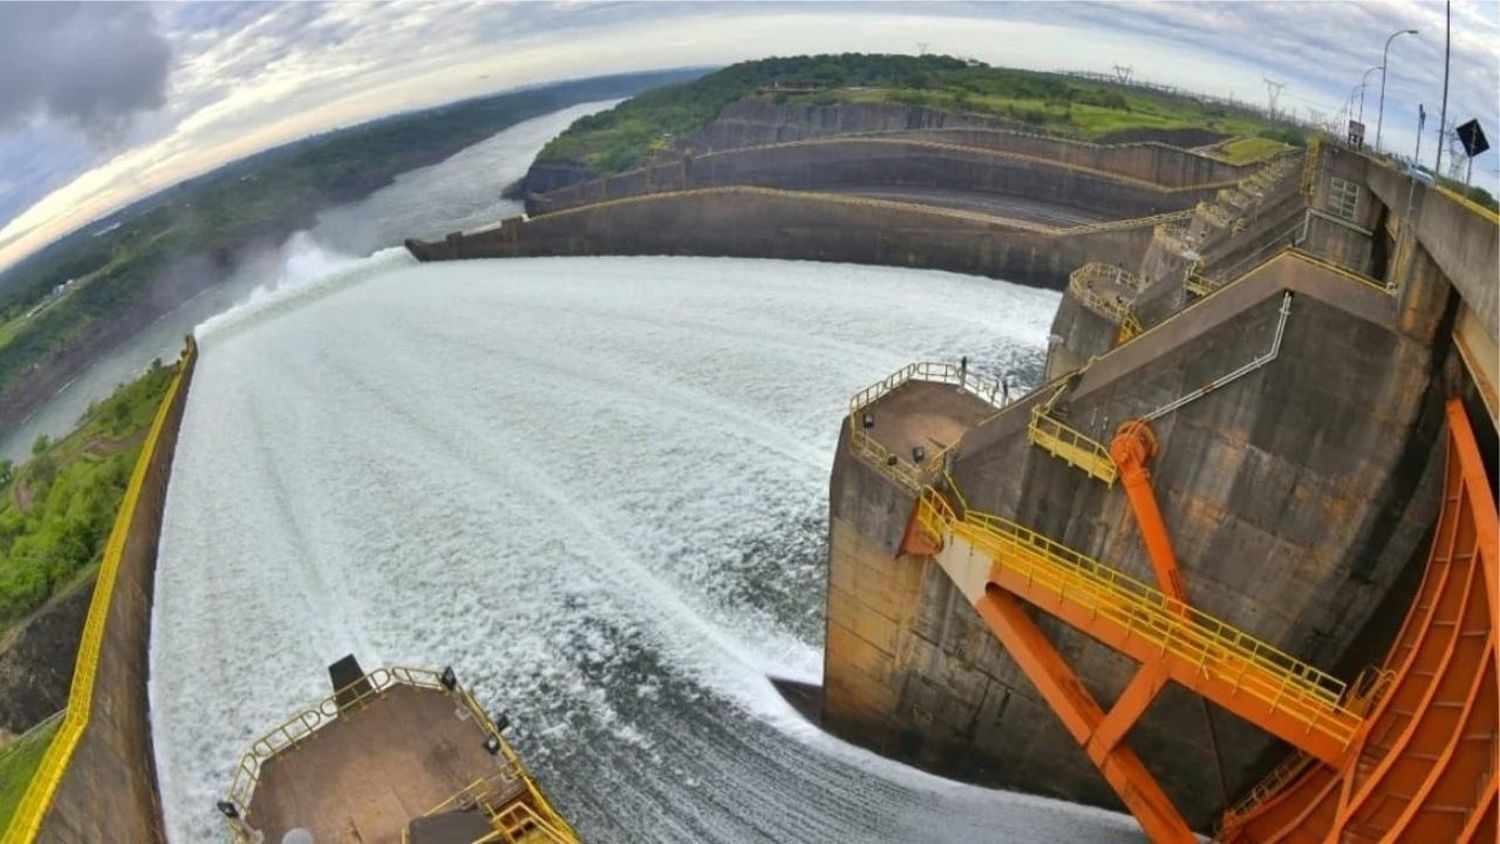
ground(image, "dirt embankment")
xmin=0 ymin=579 xmax=93 ymax=740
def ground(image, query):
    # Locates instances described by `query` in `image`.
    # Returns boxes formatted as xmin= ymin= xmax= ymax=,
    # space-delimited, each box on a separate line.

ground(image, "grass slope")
xmin=0 ymin=717 xmax=60 ymax=832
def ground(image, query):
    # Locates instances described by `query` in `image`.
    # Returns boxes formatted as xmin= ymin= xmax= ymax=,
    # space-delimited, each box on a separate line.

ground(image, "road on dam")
xmin=148 ymin=252 xmax=1145 ymax=842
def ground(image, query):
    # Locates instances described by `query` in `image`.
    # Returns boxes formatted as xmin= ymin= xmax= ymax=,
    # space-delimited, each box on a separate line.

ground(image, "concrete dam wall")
xmin=6 ymin=341 xmax=197 ymax=844
xmin=527 ymin=138 xmax=1224 ymax=220
xmin=408 ymin=186 xmax=1167 ymax=290
xmin=823 ymin=252 xmax=1453 ymax=829
xmin=524 ymin=99 xmax=1245 ymax=198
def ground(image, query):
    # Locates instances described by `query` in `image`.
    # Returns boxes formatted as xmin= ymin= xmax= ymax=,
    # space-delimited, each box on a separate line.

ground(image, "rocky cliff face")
xmin=0 ymin=578 xmax=92 ymax=738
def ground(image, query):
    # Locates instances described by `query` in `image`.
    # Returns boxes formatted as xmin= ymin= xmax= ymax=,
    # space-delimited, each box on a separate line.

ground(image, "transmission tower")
xmin=1446 ymin=131 xmax=1468 ymax=180
xmin=1263 ymin=77 xmax=1286 ymax=121
xmin=917 ymin=42 xmax=929 ymax=56
xmin=1113 ymin=64 xmax=1134 ymax=85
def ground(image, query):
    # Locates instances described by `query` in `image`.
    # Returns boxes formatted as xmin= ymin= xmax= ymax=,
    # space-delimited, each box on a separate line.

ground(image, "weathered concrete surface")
xmin=525 ymin=97 xmax=1239 ymax=197
xmin=530 ymin=138 xmax=1230 ymax=218
xmin=36 ymin=353 xmax=197 ymax=844
xmin=409 ymin=187 xmax=1159 ymax=291
xmin=893 ymin=128 xmax=1252 ymax=187
xmin=0 ymin=581 xmax=93 ymax=739
xmin=1365 ymin=162 xmax=1499 ymax=343
xmin=823 ymin=253 xmax=1449 ymax=830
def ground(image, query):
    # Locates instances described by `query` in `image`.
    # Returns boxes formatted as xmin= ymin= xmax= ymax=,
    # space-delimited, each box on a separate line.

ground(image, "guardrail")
xmin=846 ymin=361 xmax=1010 ymax=490
xmin=2 ymin=339 xmax=196 ymax=844
xmin=225 ymin=666 xmax=458 ymax=821
xmin=914 ymin=486 xmax=1360 ymax=746
xmin=223 ymin=665 xmax=578 ymax=844
xmin=1067 ymin=263 xmax=1147 ymax=344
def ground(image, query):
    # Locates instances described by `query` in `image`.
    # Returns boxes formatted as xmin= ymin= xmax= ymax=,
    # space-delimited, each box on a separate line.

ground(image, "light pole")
xmin=1376 ymin=28 xmax=1419 ymax=151
xmin=1358 ymin=65 xmax=1381 ymax=124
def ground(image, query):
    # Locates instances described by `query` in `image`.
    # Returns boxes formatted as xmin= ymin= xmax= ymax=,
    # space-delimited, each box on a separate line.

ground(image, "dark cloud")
xmin=0 ymin=3 xmax=172 ymax=137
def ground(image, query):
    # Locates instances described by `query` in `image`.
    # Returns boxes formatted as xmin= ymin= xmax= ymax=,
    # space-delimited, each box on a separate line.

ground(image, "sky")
xmin=0 ymin=0 xmax=1496 ymax=273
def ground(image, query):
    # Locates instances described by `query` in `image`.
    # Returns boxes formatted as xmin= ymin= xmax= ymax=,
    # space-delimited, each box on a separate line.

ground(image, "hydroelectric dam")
xmin=2 ymin=96 xmax=1495 ymax=844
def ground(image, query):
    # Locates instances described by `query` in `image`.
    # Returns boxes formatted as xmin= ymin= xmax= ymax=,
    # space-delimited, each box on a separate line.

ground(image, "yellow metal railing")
xmin=1070 ymin=261 xmax=1148 ymax=293
xmin=1067 ymin=264 xmax=1146 ymax=344
xmin=1187 ymin=245 xmax=1390 ymax=301
xmin=914 ymin=487 xmax=1361 ymax=747
xmin=224 ymin=666 xmax=579 ymax=844
xmin=1 ymin=340 xmax=195 ymax=844
xmin=1027 ymin=405 xmax=1118 ymax=484
xmin=1024 ymin=380 xmax=1117 ymax=484
xmin=846 ymin=361 xmax=1009 ymax=490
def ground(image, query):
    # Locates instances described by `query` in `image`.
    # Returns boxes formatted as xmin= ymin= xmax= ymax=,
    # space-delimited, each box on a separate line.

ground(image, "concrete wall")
xmin=1364 ymin=161 xmax=1499 ymax=343
xmin=409 ymin=188 xmax=1160 ymax=291
xmin=894 ymin=128 xmax=1253 ymax=188
xmin=31 ymin=346 xmax=197 ymax=844
xmin=822 ymin=255 xmax=1449 ymax=829
xmin=530 ymin=139 xmax=1232 ymax=217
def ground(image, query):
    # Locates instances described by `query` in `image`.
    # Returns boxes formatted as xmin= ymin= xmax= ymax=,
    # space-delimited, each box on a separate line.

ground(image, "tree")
xmin=31 ymin=434 xmax=49 ymax=456
xmin=0 ymin=459 xmax=11 ymax=488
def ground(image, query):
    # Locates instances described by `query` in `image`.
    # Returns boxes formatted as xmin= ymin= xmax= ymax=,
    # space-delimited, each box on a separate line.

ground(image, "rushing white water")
xmin=149 ymin=252 xmax=1141 ymax=843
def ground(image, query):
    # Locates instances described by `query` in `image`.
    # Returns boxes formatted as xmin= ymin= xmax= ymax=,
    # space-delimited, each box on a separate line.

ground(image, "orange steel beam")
xmin=1215 ymin=399 xmax=1497 ymax=841
xmin=974 ymin=588 xmax=1196 ymax=843
xmin=977 ymin=553 xmax=1354 ymax=764
xmin=1110 ymin=419 xmax=1188 ymax=604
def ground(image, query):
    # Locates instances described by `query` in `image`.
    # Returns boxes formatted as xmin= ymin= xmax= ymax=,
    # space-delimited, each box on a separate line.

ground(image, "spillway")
xmin=148 ymin=252 xmax=1142 ymax=842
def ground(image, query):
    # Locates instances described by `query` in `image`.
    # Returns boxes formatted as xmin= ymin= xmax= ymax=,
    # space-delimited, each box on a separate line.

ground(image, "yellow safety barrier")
xmin=1187 ymin=245 xmax=1390 ymax=301
xmin=225 ymin=666 xmax=579 ymax=844
xmin=1067 ymin=263 xmax=1146 ymax=346
xmin=1434 ymin=183 xmax=1500 ymax=226
xmin=913 ymin=487 xmax=1360 ymax=746
xmin=2 ymin=340 xmax=196 ymax=844
xmin=1026 ymin=402 xmax=1118 ymax=484
xmin=846 ymin=361 xmax=1009 ymax=490
xmin=1070 ymin=261 xmax=1147 ymax=293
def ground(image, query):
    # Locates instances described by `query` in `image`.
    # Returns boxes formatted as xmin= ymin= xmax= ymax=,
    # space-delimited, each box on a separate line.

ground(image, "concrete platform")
xmin=247 ymin=684 xmax=516 ymax=844
xmin=861 ymin=380 xmax=996 ymax=466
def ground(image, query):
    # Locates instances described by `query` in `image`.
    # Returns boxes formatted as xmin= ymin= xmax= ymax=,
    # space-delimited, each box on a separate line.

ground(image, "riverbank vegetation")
xmin=0 ymin=69 xmax=700 ymax=427
xmin=0 ymin=360 xmax=176 ymax=625
xmin=538 ymin=54 xmax=1295 ymax=173
xmin=0 ymin=715 xmax=60 ymax=830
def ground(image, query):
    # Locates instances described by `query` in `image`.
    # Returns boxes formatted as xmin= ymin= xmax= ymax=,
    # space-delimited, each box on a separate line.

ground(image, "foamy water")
xmin=150 ymin=254 xmax=1140 ymax=842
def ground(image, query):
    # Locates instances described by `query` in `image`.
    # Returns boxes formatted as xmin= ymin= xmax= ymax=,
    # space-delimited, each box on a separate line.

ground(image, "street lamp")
xmin=1358 ymin=65 xmax=1382 ymax=124
xmin=1376 ymin=28 xmax=1419 ymax=151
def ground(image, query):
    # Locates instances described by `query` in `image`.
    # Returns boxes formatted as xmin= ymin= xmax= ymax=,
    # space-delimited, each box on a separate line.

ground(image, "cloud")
xmin=0 ymin=1 xmax=1496 ymax=275
xmin=0 ymin=3 xmax=172 ymax=138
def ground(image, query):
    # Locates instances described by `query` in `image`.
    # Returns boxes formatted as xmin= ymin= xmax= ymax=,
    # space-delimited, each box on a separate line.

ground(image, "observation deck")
xmin=222 ymin=661 xmax=577 ymax=844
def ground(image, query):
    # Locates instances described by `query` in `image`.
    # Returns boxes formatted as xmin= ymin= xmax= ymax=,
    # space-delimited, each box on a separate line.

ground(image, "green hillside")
xmin=539 ymin=54 xmax=1299 ymax=173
